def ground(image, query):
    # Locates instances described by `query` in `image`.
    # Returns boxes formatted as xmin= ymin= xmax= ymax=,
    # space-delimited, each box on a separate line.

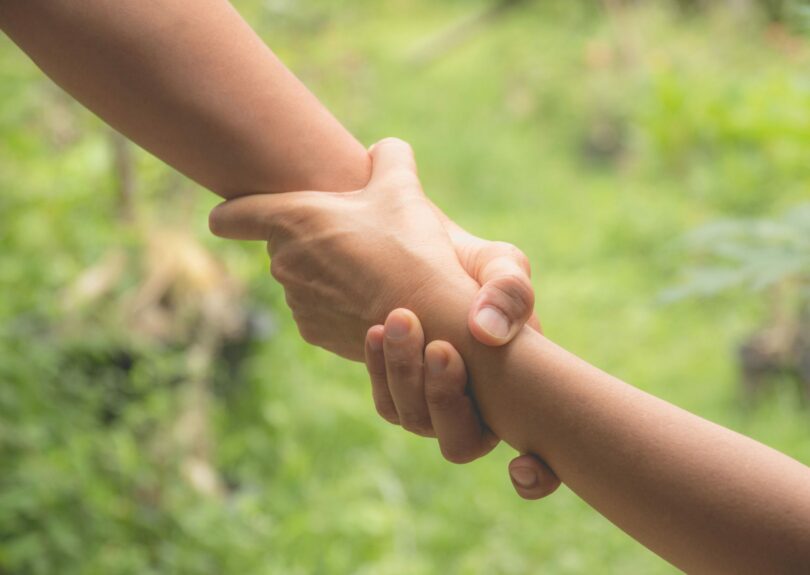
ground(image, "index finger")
xmin=208 ymin=190 xmax=324 ymax=241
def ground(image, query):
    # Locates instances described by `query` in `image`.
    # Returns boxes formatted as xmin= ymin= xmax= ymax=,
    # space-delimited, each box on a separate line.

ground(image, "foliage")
xmin=662 ymin=203 xmax=810 ymax=301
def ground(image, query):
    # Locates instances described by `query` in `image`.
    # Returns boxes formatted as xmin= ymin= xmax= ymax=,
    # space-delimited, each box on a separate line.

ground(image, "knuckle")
xmin=491 ymin=273 xmax=534 ymax=313
xmin=269 ymin=256 xmax=287 ymax=283
xmin=284 ymin=291 xmax=305 ymax=315
xmin=267 ymin=201 xmax=315 ymax=241
xmin=493 ymin=241 xmax=530 ymax=267
xmin=296 ymin=321 xmax=319 ymax=346
xmin=514 ymin=251 xmax=531 ymax=276
xmin=400 ymin=415 xmax=433 ymax=437
xmin=300 ymin=203 xmax=329 ymax=232
xmin=262 ymin=209 xmax=285 ymax=243
xmin=383 ymin=168 xmax=420 ymax=193
xmin=425 ymin=382 xmax=460 ymax=411
xmin=506 ymin=243 xmax=531 ymax=272
xmin=367 ymin=364 xmax=388 ymax=384
xmin=386 ymin=357 xmax=420 ymax=380
xmin=480 ymin=243 xmax=532 ymax=282
xmin=375 ymin=403 xmax=400 ymax=425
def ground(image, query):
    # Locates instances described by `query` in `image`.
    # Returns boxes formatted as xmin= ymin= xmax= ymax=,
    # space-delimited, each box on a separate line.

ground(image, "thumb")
xmin=467 ymin=244 xmax=536 ymax=346
xmin=366 ymin=137 xmax=419 ymax=191
xmin=508 ymin=454 xmax=561 ymax=501
xmin=208 ymin=190 xmax=326 ymax=241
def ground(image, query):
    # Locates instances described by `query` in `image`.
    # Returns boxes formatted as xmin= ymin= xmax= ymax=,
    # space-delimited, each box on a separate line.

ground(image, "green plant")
xmin=662 ymin=203 xmax=810 ymax=302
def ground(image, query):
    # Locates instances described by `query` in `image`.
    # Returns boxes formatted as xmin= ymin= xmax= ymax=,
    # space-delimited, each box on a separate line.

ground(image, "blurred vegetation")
xmin=1 ymin=1 xmax=809 ymax=573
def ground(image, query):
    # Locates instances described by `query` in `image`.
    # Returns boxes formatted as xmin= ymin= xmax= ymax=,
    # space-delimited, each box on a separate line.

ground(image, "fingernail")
xmin=510 ymin=467 xmax=537 ymax=489
xmin=426 ymin=348 xmax=448 ymax=375
xmin=368 ymin=332 xmax=383 ymax=352
xmin=474 ymin=307 xmax=510 ymax=339
xmin=386 ymin=313 xmax=411 ymax=340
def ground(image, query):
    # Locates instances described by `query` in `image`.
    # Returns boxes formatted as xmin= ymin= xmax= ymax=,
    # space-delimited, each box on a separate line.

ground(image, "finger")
xmin=424 ymin=340 xmax=499 ymax=464
xmin=468 ymin=249 xmax=535 ymax=346
xmin=508 ymin=454 xmax=562 ymax=501
xmin=383 ymin=309 xmax=433 ymax=437
xmin=367 ymin=137 xmax=418 ymax=188
xmin=365 ymin=325 xmax=399 ymax=425
xmin=208 ymin=190 xmax=326 ymax=242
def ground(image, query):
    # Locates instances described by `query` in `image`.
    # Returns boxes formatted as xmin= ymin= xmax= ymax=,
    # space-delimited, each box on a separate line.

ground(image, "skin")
xmin=0 ymin=1 xmax=549 ymax=493
xmin=365 ymin=312 xmax=560 ymax=500
xmin=210 ymin=140 xmax=810 ymax=573
xmin=0 ymin=0 xmax=368 ymax=196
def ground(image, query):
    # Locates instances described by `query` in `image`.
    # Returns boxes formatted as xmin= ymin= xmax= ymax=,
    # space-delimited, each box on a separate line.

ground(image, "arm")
xmin=1 ymin=1 xmax=546 ymax=479
xmin=379 ymin=308 xmax=810 ymax=573
xmin=210 ymin=141 xmax=810 ymax=573
xmin=0 ymin=0 xmax=535 ymax=341
xmin=0 ymin=0 xmax=369 ymax=197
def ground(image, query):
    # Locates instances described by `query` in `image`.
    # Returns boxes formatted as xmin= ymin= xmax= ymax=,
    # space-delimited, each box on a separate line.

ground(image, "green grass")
xmin=2 ymin=1 xmax=809 ymax=573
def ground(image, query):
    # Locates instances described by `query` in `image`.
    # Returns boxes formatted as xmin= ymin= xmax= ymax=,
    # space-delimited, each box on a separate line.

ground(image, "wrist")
xmin=406 ymin=272 xmax=479 ymax=346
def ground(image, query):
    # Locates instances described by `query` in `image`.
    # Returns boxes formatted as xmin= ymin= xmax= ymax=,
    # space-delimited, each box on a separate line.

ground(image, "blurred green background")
xmin=2 ymin=1 xmax=810 ymax=573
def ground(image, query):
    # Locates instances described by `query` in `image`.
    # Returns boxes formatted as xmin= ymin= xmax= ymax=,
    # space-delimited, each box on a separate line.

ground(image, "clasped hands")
xmin=210 ymin=138 xmax=559 ymax=500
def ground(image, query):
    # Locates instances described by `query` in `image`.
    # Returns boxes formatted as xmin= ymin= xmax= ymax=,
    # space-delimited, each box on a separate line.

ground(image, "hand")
xmin=366 ymin=307 xmax=560 ymax=500
xmin=208 ymin=137 xmax=539 ymax=354
xmin=437 ymin=214 xmax=540 ymax=346
xmin=209 ymin=137 xmax=476 ymax=360
xmin=209 ymin=137 xmax=557 ymax=493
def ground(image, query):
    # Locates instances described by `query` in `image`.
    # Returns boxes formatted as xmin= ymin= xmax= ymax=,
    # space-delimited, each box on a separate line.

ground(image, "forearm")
xmin=0 ymin=0 xmax=370 ymax=197
xmin=416 ymin=279 xmax=810 ymax=573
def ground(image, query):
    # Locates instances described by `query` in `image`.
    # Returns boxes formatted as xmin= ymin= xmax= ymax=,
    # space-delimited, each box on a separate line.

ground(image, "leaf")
xmin=663 ymin=202 xmax=810 ymax=302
